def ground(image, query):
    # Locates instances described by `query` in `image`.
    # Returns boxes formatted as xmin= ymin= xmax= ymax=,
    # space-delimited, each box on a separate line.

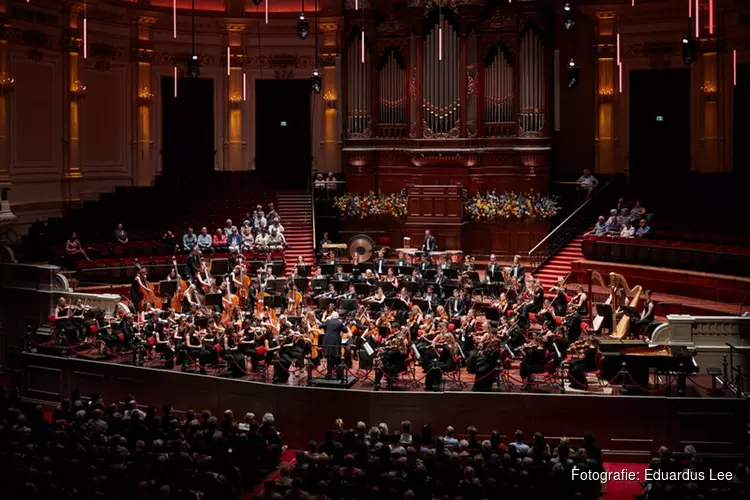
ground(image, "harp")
xmin=588 ymin=270 xmax=614 ymax=333
xmin=609 ymin=272 xmax=642 ymax=339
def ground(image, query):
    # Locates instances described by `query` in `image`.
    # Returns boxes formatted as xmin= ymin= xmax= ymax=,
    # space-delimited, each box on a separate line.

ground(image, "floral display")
xmin=464 ymin=190 xmax=560 ymax=221
xmin=334 ymin=191 xmax=409 ymax=219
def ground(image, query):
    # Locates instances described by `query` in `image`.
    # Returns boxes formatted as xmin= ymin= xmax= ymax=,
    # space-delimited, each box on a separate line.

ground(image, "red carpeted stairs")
xmin=277 ymin=192 xmax=315 ymax=276
xmin=533 ymin=232 xmax=586 ymax=291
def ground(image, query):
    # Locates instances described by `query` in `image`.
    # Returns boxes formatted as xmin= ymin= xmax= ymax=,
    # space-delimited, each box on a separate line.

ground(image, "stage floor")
xmin=53 ymin=343 xmax=725 ymax=398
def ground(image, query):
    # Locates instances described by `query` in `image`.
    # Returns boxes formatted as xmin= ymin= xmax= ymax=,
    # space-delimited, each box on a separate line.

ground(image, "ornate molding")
xmin=407 ymin=0 xmax=471 ymax=14
xmin=135 ymin=47 xmax=155 ymax=63
xmin=225 ymin=24 xmax=247 ymax=33
xmin=137 ymin=16 xmax=160 ymax=25
xmin=246 ymin=54 xmax=314 ymax=69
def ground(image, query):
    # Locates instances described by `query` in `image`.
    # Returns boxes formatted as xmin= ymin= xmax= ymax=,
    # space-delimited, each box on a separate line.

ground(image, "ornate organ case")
xmin=342 ymin=0 xmax=553 ymax=196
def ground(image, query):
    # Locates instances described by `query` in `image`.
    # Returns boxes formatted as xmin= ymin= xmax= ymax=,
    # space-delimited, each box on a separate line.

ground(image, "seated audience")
xmin=114 ymin=223 xmax=129 ymax=243
xmin=213 ymin=228 xmax=228 ymax=251
xmin=630 ymin=200 xmax=646 ymax=221
xmin=197 ymin=226 xmax=213 ymax=252
xmin=577 ymin=168 xmax=599 ymax=198
xmin=65 ymin=232 xmax=91 ymax=261
xmin=604 ymin=209 xmax=620 ymax=234
xmin=620 ymin=220 xmax=635 ymax=238
xmin=636 ymin=218 xmax=651 ymax=238
xmin=183 ymin=227 xmax=198 ymax=251
xmin=588 ymin=216 xmax=607 ymax=236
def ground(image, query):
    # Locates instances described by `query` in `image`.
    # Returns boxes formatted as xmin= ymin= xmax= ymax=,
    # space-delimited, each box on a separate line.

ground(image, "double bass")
xmin=135 ymin=261 xmax=162 ymax=311
xmin=237 ymin=258 xmax=251 ymax=305
xmin=221 ymin=277 xmax=240 ymax=326
xmin=171 ymin=258 xmax=188 ymax=311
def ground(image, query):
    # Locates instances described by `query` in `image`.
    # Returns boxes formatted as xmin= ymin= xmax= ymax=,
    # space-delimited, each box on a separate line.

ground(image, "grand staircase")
xmin=533 ymin=232 xmax=586 ymax=291
xmin=277 ymin=191 xmax=315 ymax=276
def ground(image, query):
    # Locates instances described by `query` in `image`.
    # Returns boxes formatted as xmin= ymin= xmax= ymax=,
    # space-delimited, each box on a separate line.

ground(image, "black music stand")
xmin=270 ymin=278 xmax=286 ymax=294
xmin=159 ymin=280 xmax=177 ymax=297
xmin=380 ymin=282 xmax=396 ymax=295
xmin=398 ymin=266 xmax=415 ymax=276
xmin=354 ymin=283 xmax=373 ymax=297
xmin=403 ymin=281 xmax=420 ymax=296
xmin=341 ymin=263 xmax=354 ymax=273
xmin=359 ymin=262 xmax=374 ymax=272
xmin=294 ymin=277 xmax=309 ymax=293
xmin=366 ymin=300 xmax=383 ymax=313
xmin=331 ymin=280 xmax=349 ymax=292
xmin=465 ymin=271 xmax=480 ymax=283
xmin=385 ymin=297 xmax=408 ymax=311
xmin=311 ymin=277 xmax=329 ymax=292
xmin=378 ymin=326 xmax=390 ymax=337
xmin=297 ymin=266 xmax=310 ymax=277
xmin=317 ymin=297 xmax=334 ymax=311
xmin=205 ymin=293 xmax=223 ymax=308
xmin=412 ymin=298 xmax=430 ymax=313
xmin=287 ymin=315 xmax=302 ymax=327
xmin=443 ymin=268 xmax=458 ymax=279
xmin=340 ymin=299 xmax=358 ymax=312
xmin=424 ymin=269 xmax=437 ymax=280
xmin=321 ymin=264 xmax=335 ymax=275
xmin=265 ymin=295 xmax=284 ymax=309
xmin=485 ymin=307 xmax=500 ymax=322
xmin=195 ymin=317 xmax=209 ymax=329
xmin=211 ymin=259 xmax=229 ymax=275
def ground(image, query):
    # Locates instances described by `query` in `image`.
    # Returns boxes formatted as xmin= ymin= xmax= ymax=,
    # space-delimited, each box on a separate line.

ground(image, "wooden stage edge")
xmin=21 ymin=352 xmax=747 ymax=463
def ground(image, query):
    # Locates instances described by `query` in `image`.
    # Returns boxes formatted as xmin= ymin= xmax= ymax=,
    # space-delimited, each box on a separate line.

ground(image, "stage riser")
xmin=22 ymin=352 xmax=746 ymax=462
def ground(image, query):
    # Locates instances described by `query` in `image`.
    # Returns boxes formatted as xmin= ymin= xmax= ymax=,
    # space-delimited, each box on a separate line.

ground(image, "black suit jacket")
xmin=373 ymin=258 xmax=387 ymax=275
xmin=448 ymin=297 xmax=464 ymax=316
xmin=510 ymin=264 xmax=525 ymax=281
xmin=322 ymin=318 xmax=345 ymax=357
xmin=421 ymin=236 xmax=437 ymax=252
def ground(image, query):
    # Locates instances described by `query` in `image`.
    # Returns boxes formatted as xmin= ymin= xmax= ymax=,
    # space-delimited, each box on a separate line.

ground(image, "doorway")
xmin=161 ymin=77 xmax=215 ymax=177
xmin=629 ymin=69 xmax=690 ymax=188
xmin=255 ymin=79 xmax=312 ymax=191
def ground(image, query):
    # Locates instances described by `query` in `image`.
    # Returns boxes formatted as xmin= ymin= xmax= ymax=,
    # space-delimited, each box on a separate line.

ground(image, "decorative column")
xmin=320 ymin=21 xmax=341 ymax=172
xmin=698 ymin=39 xmax=719 ymax=173
xmin=63 ymin=2 xmax=86 ymax=183
xmin=0 ymin=7 xmax=13 ymax=184
xmin=225 ymin=24 xmax=246 ymax=172
xmin=135 ymin=17 xmax=157 ymax=186
xmin=594 ymin=11 xmax=617 ymax=175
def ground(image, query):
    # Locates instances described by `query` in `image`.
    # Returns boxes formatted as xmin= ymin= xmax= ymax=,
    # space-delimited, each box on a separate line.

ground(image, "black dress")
xmin=130 ymin=279 xmax=144 ymax=312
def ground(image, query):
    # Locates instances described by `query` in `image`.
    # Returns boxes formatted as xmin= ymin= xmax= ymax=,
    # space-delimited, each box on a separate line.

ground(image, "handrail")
xmin=527 ymin=174 xmax=622 ymax=271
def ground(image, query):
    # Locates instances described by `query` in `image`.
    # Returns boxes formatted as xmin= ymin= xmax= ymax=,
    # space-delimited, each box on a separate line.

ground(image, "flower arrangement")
xmin=464 ymin=190 xmax=560 ymax=221
xmin=334 ymin=191 xmax=409 ymax=219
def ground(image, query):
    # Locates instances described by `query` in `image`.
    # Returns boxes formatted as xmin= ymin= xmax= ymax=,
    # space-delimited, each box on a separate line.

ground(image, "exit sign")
xmin=655 ymin=116 xmax=664 ymax=122
xmin=280 ymin=121 xmax=287 ymax=127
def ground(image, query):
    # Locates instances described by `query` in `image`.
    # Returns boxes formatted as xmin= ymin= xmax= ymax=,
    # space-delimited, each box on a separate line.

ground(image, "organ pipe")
xmin=519 ymin=29 xmax=544 ymax=136
xmin=347 ymin=32 xmax=371 ymax=138
xmin=378 ymin=52 xmax=406 ymax=125
xmin=483 ymin=44 xmax=514 ymax=129
xmin=422 ymin=18 xmax=459 ymax=137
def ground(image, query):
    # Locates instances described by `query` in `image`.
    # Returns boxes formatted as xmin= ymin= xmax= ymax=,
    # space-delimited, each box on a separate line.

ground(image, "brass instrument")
xmin=609 ymin=272 xmax=642 ymax=339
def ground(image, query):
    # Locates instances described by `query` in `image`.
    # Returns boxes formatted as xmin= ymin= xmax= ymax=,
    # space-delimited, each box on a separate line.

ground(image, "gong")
xmin=347 ymin=234 xmax=375 ymax=261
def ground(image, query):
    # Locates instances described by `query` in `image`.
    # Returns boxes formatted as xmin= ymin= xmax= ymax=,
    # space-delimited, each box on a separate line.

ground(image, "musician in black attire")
xmin=332 ymin=265 xmax=349 ymax=283
xmin=568 ymin=339 xmax=599 ymax=390
xmin=153 ymin=323 xmax=175 ymax=369
xmin=374 ymin=339 xmax=409 ymax=391
xmin=472 ymin=339 xmax=502 ymax=392
xmin=425 ymin=336 xmax=455 ymax=391
xmin=421 ymin=229 xmax=437 ymax=252
xmin=423 ymin=285 xmax=440 ymax=312
xmin=272 ymin=328 xmax=297 ymax=383
xmin=632 ymin=289 xmax=655 ymax=337
xmin=185 ymin=248 xmax=201 ymax=282
xmin=509 ymin=254 xmax=525 ymax=291
xmin=183 ymin=325 xmax=209 ymax=374
xmin=373 ymin=250 xmax=387 ymax=276
xmin=485 ymin=254 xmax=504 ymax=296
xmin=321 ymin=312 xmax=346 ymax=377
xmin=519 ymin=341 xmax=551 ymax=387
xmin=564 ymin=307 xmax=583 ymax=342
xmin=316 ymin=232 xmax=331 ymax=258
xmin=114 ymin=314 xmax=145 ymax=365
xmin=446 ymin=288 xmax=465 ymax=319
xmin=395 ymin=252 xmax=409 ymax=267
xmin=418 ymin=255 xmax=432 ymax=273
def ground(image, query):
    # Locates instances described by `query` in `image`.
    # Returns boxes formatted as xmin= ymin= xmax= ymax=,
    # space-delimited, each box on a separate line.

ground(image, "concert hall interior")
xmin=0 ymin=0 xmax=750 ymax=498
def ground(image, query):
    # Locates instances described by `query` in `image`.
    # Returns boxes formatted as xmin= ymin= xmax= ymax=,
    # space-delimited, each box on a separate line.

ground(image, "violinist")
xmin=423 ymin=285 xmax=439 ymax=312
xmin=435 ymin=305 xmax=449 ymax=322
xmin=396 ymin=287 xmax=411 ymax=308
xmin=245 ymin=326 xmax=272 ymax=372
xmin=569 ymin=285 xmax=589 ymax=316
xmin=373 ymin=333 xmax=409 ymax=391
xmin=550 ymin=277 xmax=569 ymax=317
xmin=425 ymin=326 xmax=457 ymax=391
xmin=536 ymin=298 xmax=557 ymax=328
xmin=472 ymin=338 xmax=502 ymax=392
xmin=223 ymin=325 xmax=246 ymax=377
xmin=183 ymin=324 xmax=209 ymax=373
xmin=356 ymin=320 xmax=381 ymax=370
xmin=55 ymin=297 xmax=78 ymax=345
xmin=567 ymin=337 xmax=599 ymax=390
xmin=182 ymin=283 xmax=200 ymax=314
xmin=492 ymin=292 xmax=509 ymax=317
xmin=509 ymin=254 xmax=526 ymax=291
xmin=519 ymin=337 xmax=551 ymax=390
xmin=153 ymin=322 xmax=175 ymax=370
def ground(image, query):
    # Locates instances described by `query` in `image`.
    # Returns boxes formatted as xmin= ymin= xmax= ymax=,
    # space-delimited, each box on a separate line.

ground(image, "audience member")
xmin=577 ymin=169 xmax=599 ymax=198
xmin=588 ymin=216 xmax=607 ymax=236
xmin=197 ymin=226 xmax=213 ymax=252
xmin=620 ymin=220 xmax=635 ymax=238
xmin=114 ymin=223 xmax=129 ymax=243
xmin=66 ymin=232 xmax=91 ymax=261
xmin=183 ymin=227 xmax=197 ymax=251
xmin=636 ymin=218 xmax=651 ymax=238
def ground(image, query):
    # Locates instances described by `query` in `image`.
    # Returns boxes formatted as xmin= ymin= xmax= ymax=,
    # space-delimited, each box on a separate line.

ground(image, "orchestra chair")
xmin=529 ymin=356 xmax=564 ymax=393
xmin=440 ymin=350 xmax=466 ymax=391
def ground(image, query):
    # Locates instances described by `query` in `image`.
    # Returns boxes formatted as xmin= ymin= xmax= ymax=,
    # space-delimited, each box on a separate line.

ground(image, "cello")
xmin=135 ymin=261 xmax=162 ymax=311
xmin=171 ymin=258 xmax=188 ymax=311
xmin=221 ymin=277 xmax=239 ymax=326
xmin=237 ymin=257 xmax=251 ymax=305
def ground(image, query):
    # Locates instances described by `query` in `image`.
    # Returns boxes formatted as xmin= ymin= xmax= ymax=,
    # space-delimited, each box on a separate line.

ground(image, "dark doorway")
xmin=161 ymin=77 xmax=215 ymax=177
xmin=733 ymin=64 xmax=750 ymax=175
xmin=629 ymin=69 xmax=690 ymax=188
xmin=255 ymin=79 xmax=312 ymax=191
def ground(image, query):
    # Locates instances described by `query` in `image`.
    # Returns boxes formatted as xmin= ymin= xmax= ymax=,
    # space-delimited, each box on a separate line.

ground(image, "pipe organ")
xmin=518 ymin=28 xmax=545 ymax=136
xmin=346 ymin=31 xmax=372 ymax=138
xmin=378 ymin=49 xmax=407 ymax=125
xmin=483 ymin=43 xmax=514 ymax=127
xmin=422 ymin=18 xmax=460 ymax=138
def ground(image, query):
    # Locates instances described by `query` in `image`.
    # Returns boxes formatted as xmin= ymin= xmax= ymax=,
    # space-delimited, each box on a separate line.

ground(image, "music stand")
xmin=311 ymin=277 xmax=329 ymax=292
xmin=211 ymin=258 xmax=229 ymax=275
xmin=297 ymin=266 xmax=310 ymax=277
xmin=340 ymin=299 xmax=358 ymax=311
xmin=317 ymin=297 xmax=334 ymax=311
xmin=287 ymin=315 xmax=302 ymax=327
xmin=484 ymin=308 xmax=500 ymax=322
xmin=321 ymin=264 xmax=335 ymax=275
xmin=366 ymin=300 xmax=383 ymax=313
xmin=412 ymin=298 xmax=430 ymax=313
xmin=443 ymin=268 xmax=458 ymax=279
xmin=205 ymin=293 xmax=223 ymax=308
xmin=359 ymin=262 xmax=374 ymax=272
xmin=265 ymin=295 xmax=284 ymax=309
xmin=294 ymin=277 xmax=309 ymax=293
xmin=424 ymin=269 xmax=437 ymax=280
xmin=195 ymin=317 xmax=209 ymax=330
xmin=270 ymin=278 xmax=285 ymax=294
xmin=385 ymin=297 xmax=408 ymax=311
xmin=380 ymin=282 xmax=396 ymax=295
xmin=466 ymin=271 xmax=480 ymax=283
xmin=159 ymin=280 xmax=177 ymax=297
xmin=398 ymin=266 xmax=415 ymax=276
xmin=331 ymin=280 xmax=348 ymax=292
xmin=354 ymin=283 xmax=373 ymax=297
xmin=341 ymin=263 xmax=353 ymax=273
xmin=403 ymin=281 xmax=420 ymax=296
xmin=378 ymin=326 xmax=390 ymax=338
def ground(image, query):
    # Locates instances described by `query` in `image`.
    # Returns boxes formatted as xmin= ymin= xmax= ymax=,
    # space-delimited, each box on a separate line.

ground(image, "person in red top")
xmin=213 ymin=228 xmax=228 ymax=252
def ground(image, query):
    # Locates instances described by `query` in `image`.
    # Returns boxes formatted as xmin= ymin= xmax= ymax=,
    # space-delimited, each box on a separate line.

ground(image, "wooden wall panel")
xmin=12 ymin=58 xmax=59 ymax=170
xmin=83 ymin=68 xmax=127 ymax=171
xmin=21 ymin=353 xmax=746 ymax=461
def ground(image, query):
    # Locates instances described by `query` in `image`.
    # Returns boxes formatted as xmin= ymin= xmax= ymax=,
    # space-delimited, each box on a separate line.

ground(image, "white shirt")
xmin=620 ymin=225 xmax=635 ymax=238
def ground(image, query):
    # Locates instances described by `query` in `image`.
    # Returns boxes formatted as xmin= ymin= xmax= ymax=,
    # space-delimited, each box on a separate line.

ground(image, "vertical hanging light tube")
xmin=174 ymin=65 xmax=178 ymax=98
xmin=243 ymin=72 xmax=247 ymax=101
xmin=356 ymin=0 xmax=358 ymax=10
xmin=265 ymin=0 xmax=269 ymax=24
xmin=734 ymin=49 xmax=737 ymax=86
xmin=689 ymin=0 xmax=692 ymax=17
xmin=227 ymin=46 xmax=231 ymax=76
xmin=173 ymin=0 xmax=177 ymax=38
xmin=83 ymin=0 xmax=87 ymax=59
xmin=709 ymin=0 xmax=713 ymax=35
xmin=616 ymin=33 xmax=621 ymax=66
xmin=361 ymin=30 xmax=365 ymax=63
xmin=438 ymin=15 xmax=443 ymax=62
xmin=695 ymin=0 xmax=699 ymax=38
xmin=619 ymin=60 xmax=623 ymax=93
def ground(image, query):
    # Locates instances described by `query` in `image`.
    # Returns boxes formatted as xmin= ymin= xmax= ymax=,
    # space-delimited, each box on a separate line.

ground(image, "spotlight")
xmin=563 ymin=3 xmax=575 ymax=30
xmin=682 ymin=35 xmax=697 ymax=66
xmin=188 ymin=56 xmax=200 ymax=78
xmin=252 ymin=0 xmax=262 ymax=5
xmin=311 ymin=69 xmax=322 ymax=94
xmin=567 ymin=58 xmax=579 ymax=88
xmin=297 ymin=13 xmax=309 ymax=40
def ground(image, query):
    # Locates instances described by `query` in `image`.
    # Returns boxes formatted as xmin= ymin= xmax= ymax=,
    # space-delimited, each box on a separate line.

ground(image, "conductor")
xmin=322 ymin=311 xmax=345 ymax=378
xmin=421 ymin=229 xmax=437 ymax=252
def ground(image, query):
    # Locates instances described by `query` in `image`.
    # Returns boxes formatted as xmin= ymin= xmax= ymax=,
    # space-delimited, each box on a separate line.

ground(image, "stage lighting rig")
xmin=188 ymin=54 xmax=200 ymax=78
xmin=682 ymin=35 xmax=697 ymax=66
xmin=567 ymin=58 xmax=580 ymax=88
xmin=563 ymin=3 xmax=575 ymax=31
xmin=297 ymin=13 xmax=309 ymax=40
xmin=311 ymin=68 xmax=322 ymax=94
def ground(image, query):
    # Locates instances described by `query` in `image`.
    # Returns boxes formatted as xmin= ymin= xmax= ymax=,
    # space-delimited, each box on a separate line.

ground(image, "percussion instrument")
xmin=322 ymin=243 xmax=348 ymax=250
xmin=347 ymin=234 xmax=375 ymax=262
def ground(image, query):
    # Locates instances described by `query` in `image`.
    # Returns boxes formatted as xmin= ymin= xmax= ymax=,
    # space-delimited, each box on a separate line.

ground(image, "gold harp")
xmin=589 ymin=270 xmax=615 ymax=334
xmin=609 ymin=272 xmax=642 ymax=339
